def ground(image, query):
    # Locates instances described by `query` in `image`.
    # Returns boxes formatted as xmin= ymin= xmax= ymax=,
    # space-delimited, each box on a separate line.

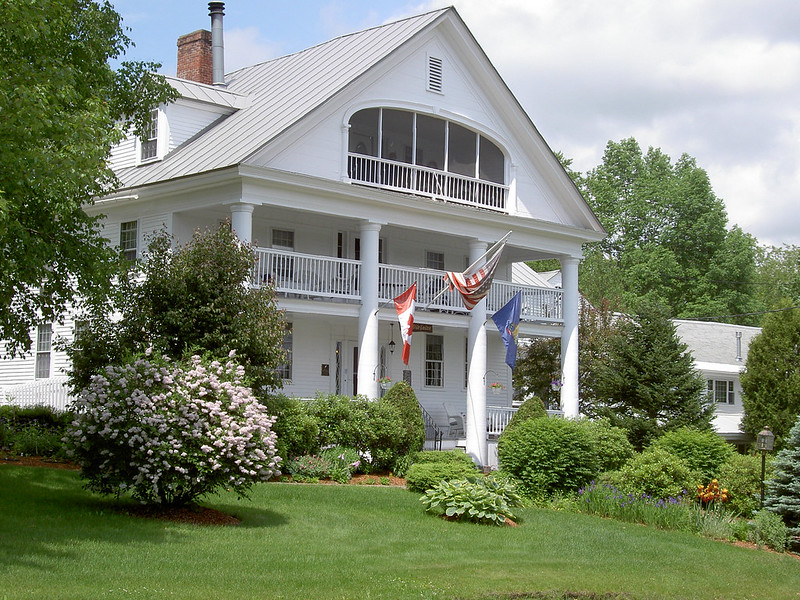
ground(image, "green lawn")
xmin=1 ymin=465 xmax=799 ymax=600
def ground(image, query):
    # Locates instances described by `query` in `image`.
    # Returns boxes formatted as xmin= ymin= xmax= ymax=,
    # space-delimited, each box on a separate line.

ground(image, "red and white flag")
xmin=394 ymin=283 xmax=417 ymax=365
xmin=444 ymin=240 xmax=506 ymax=310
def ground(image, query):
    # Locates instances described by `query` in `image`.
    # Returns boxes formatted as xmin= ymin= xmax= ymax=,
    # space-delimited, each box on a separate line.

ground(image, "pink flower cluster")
xmin=66 ymin=351 xmax=281 ymax=506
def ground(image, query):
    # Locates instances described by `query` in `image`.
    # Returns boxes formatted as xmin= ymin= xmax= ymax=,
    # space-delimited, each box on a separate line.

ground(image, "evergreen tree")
xmin=764 ymin=414 xmax=800 ymax=548
xmin=741 ymin=302 xmax=800 ymax=449
xmin=593 ymin=302 xmax=713 ymax=449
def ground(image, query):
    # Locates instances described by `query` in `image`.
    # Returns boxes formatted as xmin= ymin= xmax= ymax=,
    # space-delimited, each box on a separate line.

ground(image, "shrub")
xmin=748 ymin=509 xmax=790 ymax=552
xmin=718 ymin=453 xmax=770 ymax=518
xmin=578 ymin=418 xmax=634 ymax=472
xmin=405 ymin=461 xmax=479 ymax=494
xmin=65 ymin=351 xmax=280 ymax=506
xmin=266 ymin=396 xmax=320 ymax=460
xmin=504 ymin=397 xmax=546 ymax=431
xmin=602 ymin=447 xmax=700 ymax=500
xmin=307 ymin=394 xmax=371 ymax=451
xmin=651 ymin=427 xmax=734 ymax=480
xmin=497 ymin=417 xmax=598 ymax=499
xmin=381 ymin=381 xmax=425 ymax=458
xmin=412 ymin=449 xmax=476 ymax=467
xmin=421 ymin=474 xmax=524 ymax=526
xmin=0 ymin=405 xmax=71 ymax=457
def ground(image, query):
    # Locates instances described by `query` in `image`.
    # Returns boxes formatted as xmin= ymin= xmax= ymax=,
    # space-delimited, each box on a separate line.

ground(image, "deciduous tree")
xmin=0 ymin=0 xmax=177 ymax=356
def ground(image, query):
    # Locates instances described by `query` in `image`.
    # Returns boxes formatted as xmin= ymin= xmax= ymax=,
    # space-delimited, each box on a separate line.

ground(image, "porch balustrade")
xmin=252 ymin=247 xmax=563 ymax=323
xmin=348 ymin=153 xmax=508 ymax=212
xmin=487 ymin=406 xmax=517 ymax=437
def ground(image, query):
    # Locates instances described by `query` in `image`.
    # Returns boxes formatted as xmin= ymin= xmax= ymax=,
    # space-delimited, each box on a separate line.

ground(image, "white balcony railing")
xmin=487 ymin=406 xmax=517 ymax=437
xmin=252 ymin=248 xmax=563 ymax=323
xmin=348 ymin=153 xmax=508 ymax=212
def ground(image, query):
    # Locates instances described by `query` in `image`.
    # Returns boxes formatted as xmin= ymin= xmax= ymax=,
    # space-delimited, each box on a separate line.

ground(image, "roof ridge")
xmin=225 ymin=7 xmax=452 ymax=79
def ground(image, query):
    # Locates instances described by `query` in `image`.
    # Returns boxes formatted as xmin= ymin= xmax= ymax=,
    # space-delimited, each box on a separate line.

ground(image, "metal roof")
xmin=115 ymin=8 xmax=449 ymax=190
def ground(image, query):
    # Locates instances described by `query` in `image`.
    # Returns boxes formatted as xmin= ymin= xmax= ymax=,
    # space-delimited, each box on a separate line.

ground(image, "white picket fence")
xmin=0 ymin=377 xmax=73 ymax=412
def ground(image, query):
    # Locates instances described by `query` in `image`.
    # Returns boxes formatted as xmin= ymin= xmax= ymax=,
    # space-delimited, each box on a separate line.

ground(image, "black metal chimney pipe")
xmin=208 ymin=2 xmax=225 ymax=86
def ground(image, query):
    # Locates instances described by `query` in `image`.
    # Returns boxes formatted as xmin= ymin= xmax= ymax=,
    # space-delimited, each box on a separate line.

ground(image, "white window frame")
xmin=707 ymin=379 xmax=735 ymax=405
xmin=425 ymin=334 xmax=444 ymax=388
xmin=35 ymin=324 xmax=52 ymax=379
xmin=120 ymin=220 xmax=138 ymax=262
xmin=139 ymin=109 xmax=159 ymax=162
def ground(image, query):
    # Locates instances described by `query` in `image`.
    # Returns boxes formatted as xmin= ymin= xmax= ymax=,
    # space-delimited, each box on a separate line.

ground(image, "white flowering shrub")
xmin=65 ymin=351 xmax=281 ymax=506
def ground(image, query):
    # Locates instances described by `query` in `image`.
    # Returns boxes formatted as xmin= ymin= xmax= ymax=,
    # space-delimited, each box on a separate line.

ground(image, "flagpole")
xmin=422 ymin=230 xmax=512 ymax=310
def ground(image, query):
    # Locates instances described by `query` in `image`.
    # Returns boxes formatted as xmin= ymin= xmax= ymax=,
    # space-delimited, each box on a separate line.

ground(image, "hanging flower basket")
xmin=488 ymin=382 xmax=505 ymax=394
xmin=378 ymin=376 xmax=392 ymax=390
xmin=550 ymin=378 xmax=562 ymax=392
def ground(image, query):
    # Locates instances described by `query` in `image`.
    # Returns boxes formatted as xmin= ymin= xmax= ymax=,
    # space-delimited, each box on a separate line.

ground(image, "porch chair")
xmin=443 ymin=403 xmax=464 ymax=438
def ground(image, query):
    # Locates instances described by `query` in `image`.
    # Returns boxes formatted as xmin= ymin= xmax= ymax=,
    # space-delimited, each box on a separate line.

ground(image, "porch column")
xmin=358 ymin=221 xmax=381 ymax=400
xmin=230 ymin=203 xmax=255 ymax=245
xmin=560 ymin=256 xmax=580 ymax=419
xmin=466 ymin=240 xmax=488 ymax=467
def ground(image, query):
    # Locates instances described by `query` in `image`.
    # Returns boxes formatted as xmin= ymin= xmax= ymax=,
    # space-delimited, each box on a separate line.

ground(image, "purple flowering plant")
xmin=65 ymin=349 xmax=281 ymax=507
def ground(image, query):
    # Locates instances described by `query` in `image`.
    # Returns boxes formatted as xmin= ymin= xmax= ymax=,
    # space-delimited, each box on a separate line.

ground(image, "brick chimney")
xmin=177 ymin=29 xmax=213 ymax=85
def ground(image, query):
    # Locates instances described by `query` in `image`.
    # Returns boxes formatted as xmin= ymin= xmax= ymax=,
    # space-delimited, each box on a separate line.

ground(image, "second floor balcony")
xmin=252 ymin=247 xmax=562 ymax=324
xmin=348 ymin=153 xmax=509 ymax=212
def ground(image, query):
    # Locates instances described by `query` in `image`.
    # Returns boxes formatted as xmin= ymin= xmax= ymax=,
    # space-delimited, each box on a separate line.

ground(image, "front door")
xmin=336 ymin=341 xmax=358 ymax=396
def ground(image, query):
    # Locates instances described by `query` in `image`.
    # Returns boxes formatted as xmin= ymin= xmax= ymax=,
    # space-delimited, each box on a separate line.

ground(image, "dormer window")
xmin=140 ymin=109 xmax=159 ymax=162
xmin=347 ymin=108 xmax=508 ymax=211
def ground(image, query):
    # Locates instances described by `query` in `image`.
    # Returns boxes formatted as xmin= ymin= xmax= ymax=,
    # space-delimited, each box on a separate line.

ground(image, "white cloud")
xmin=224 ymin=27 xmax=285 ymax=72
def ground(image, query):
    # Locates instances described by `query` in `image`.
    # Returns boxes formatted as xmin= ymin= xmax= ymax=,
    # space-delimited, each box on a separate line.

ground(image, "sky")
xmin=110 ymin=0 xmax=800 ymax=248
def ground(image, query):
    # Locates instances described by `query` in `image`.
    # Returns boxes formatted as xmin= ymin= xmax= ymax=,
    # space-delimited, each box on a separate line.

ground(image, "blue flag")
xmin=491 ymin=292 xmax=522 ymax=369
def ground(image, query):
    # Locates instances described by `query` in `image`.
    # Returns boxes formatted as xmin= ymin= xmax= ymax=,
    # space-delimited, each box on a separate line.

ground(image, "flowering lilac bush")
xmin=65 ymin=351 xmax=281 ymax=506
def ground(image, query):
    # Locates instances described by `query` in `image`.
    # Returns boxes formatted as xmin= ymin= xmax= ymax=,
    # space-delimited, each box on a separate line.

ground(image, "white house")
xmin=674 ymin=319 xmax=761 ymax=449
xmin=0 ymin=3 xmax=605 ymax=466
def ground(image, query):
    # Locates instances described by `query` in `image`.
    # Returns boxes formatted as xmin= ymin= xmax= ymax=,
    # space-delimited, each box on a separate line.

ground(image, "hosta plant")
xmin=421 ymin=474 xmax=524 ymax=526
xmin=65 ymin=350 xmax=280 ymax=507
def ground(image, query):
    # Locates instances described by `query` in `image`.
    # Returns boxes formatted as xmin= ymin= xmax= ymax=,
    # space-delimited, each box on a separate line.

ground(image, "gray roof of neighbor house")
xmin=114 ymin=8 xmax=449 ymax=189
xmin=673 ymin=319 xmax=762 ymax=367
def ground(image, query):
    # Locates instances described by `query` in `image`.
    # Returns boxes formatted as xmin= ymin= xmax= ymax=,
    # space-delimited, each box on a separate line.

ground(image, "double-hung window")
xmin=425 ymin=334 xmax=444 ymax=387
xmin=140 ymin=109 xmax=159 ymax=161
xmin=120 ymin=221 xmax=138 ymax=262
xmin=35 ymin=324 xmax=52 ymax=379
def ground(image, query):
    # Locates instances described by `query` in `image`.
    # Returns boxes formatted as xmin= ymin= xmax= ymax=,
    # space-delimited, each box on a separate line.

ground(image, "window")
xmin=707 ymin=380 xmax=735 ymax=404
xmin=425 ymin=334 xmax=444 ymax=387
xmin=347 ymin=108 xmax=505 ymax=185
xmin=140 ymin=109 xmax=159 ymax=161
xmin=120 ymin=221 xmax=138 ymax=262
xmin=426 ymin=251 xmax=445 ymax=271
xmin=277 ymin=323 xmax=293 ymax=381
xmin=35 ymin=324 xmax=52 ymax=379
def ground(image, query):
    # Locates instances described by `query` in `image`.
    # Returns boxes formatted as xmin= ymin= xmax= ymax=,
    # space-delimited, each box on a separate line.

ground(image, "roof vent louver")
xmin=427 ymin=55 xmax=443 ymax=93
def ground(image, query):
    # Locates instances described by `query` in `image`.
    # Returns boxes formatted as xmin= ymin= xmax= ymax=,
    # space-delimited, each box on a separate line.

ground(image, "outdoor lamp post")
xmin=757 ymin=425 xmax=775 ymax=508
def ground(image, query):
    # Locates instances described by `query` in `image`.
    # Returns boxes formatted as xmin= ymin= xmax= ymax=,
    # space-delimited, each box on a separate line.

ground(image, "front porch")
xmin=251 ymin=247 xmax=563 ymax=324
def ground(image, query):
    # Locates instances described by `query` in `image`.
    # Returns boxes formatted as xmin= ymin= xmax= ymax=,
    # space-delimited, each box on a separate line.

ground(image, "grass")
xmin=1 ymin=466 xmax=800 ymax=600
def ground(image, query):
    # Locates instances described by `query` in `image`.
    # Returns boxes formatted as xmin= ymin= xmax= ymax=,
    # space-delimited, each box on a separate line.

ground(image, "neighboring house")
xmin=674 ymin=319 xmax=761 ymax=449
xmin=0 ymin=4 xmax=605 ymax=466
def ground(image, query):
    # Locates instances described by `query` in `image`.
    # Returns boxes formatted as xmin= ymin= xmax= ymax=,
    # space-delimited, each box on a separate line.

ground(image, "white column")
xmin=560 ymin=256 xmax=580 ymax=419
xmin=358 ymin=221 xmax=381 ymax=400
xmin=466 ymin=240 xmax=488 ymax=467
xmin=230 ymin=203 xmax=255 ymax=245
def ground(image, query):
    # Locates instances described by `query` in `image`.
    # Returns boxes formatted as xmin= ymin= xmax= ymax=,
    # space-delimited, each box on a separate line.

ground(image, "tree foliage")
xmin=578 ymin=138 xmax=759 ymax=323
xmin=0 ymin=0 xmax=178 ymax=356
xmin=513 ymin=298 xmax=622 ymax=413
xmin=740 ymin=303 xmax=800 ymax=449
xmin=764 ymin=414 xmax=800 ymax=547
xmin=67 ymin=226 xmax=287 ymax=395
xmin=593 ymin=302 xmax=713 ymax=449
xmin=754 ymin=244 xmax=800 ymax=311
